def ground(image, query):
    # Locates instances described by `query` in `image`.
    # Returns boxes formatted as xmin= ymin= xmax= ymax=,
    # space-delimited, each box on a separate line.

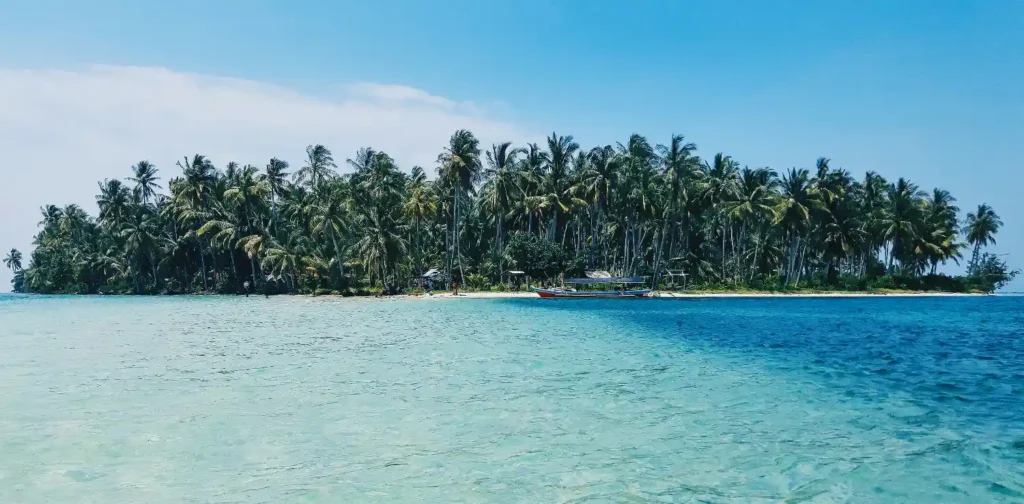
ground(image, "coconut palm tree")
xmin=482 ymin=142 xmax=526 ymax=264
xmin=265 ymin=157 xmax=289 ymax=223
xmin=174 ymin=154 xmax=216 ymax=290
xmin=437 ymin=129 xmax=482 ymax=285
xmin=309 ymin=187 xmax=350 ymax=288
xmin=776 ymin=168 xmax=819 ymax=285
xmin=404 ymin=173 xmax=436 ymax=279
xmin=120 ymin=208 xmax=160 ymax=291
xmin=4 ymin=248 xmax=22 ymax=272
xmin=541 ymin=132 xmax=580 ymax=242
xmin=702 ymin=153 xmax=741 ymax=279
xmin=723 ymin=167 xmax=779 ymax=281
xmin=963 ymin=203 xmax=1002 ymax=274
xmin=880 ymin=178 xmax=925 ymax=272
xmin=96 ymin=179 xmax=132 ymax=230
xmin=295 ymin=144 xmax=337 ymax=192
xmin=128 ymin=161 xmax=161 ymax=204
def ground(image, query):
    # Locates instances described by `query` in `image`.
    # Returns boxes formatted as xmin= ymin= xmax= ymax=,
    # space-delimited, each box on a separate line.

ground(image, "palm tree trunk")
xmin=795 ymin=240 xmax=808 ymax=287
xmin=332 ymin=232 xmax=345 ymax=289
xmin=886 ymin=242 xmax=894 ymax=273
xmin=198 ymin=246 xmax=208 ymax=291
xmin=622 ymin=220 xmax=629 ymax=275
xmin=496 ymin=217 xmax=503 ymax=280
xmin=652 ymin=218 xmax=668 ymax=291
xmin=150 ymin=251 xmax=159 ymax=289
xmin=720 ymin=219 xmax=727 ymax=282
xmin=452 ymin=189 xmax=465 ymax=287
xmin=749 ymin=228 xmax=761 ymax=283
xmin=968 ymin=243 xmax=981 ymax=274
xmin=132 ymin=254 xmax=141 ymax=294
xmin=784 ymin=233 xmax=799 ymax=287
xmin=229 ymin=250 xmax=238 ymax=287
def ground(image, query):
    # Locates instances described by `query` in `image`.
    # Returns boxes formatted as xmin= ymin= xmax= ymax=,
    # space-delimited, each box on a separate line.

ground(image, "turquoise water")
xmin=1 ymin=295 xmax=1022 ymax=503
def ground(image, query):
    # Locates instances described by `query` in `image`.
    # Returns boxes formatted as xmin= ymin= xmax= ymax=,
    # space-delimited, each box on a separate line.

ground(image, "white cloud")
xmin=0 ymin=65 xmax=535 ymax=290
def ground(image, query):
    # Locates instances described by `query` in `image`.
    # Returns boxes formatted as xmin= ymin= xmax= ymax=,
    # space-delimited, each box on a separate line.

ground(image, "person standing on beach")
xmin=453 ymin=283 xmax=459 ymax=296
xmin=243 ymin=280 xmax=251 ymax=298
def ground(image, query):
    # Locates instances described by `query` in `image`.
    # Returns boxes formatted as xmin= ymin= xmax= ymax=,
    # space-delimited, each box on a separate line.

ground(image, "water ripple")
xmin=0 ymin=295 xmax=1022 ymax=502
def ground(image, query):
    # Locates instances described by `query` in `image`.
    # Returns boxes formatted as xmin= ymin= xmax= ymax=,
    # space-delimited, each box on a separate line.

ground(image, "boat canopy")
xmin=563 ymin=276 xmax=646 ymax=284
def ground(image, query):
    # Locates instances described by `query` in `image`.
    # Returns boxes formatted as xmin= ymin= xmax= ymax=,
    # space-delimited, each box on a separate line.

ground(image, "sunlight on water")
xmin=0 ymin=295 xmax=1022 ymax=502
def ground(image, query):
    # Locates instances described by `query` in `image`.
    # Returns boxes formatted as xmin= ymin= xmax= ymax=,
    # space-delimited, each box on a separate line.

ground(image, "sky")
xmin=1 ymin=0 xmax=1022 ymax=290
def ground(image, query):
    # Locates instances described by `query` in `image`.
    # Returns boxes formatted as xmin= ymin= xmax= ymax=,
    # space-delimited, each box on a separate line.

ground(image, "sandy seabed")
xmin=388 ymin=290 xmax=983 ymax=300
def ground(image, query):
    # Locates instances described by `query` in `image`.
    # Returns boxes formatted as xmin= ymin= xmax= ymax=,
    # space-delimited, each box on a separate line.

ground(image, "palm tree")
xmin=616 ymin=134 xmax=660 ymax=275
xmin=542 ymin=132 xmax=580 ymax=242
xmin=295 ymin=144 xmax=337 ymax=192
xmin=880 ymin=178 xmax=925 ymax=272
xmin=404 ymin=174 xmax=436 ymax=280
xmin=265 ymin=157 xmax=289 ymax=223
xmin=309 ymin=188 xmax=350 ymax=288
xmin=723 ymin=167 xmax=779 ymax=281
xmin=120 ymin=209 xmax=159 ymax=291
xmin=858 ymin=171 xmax=890 ymax=277
xmin=655 ymin=135 xmax=700 ymax=284
xmin=96 ymin=179 xmax=132 ymax=230
xmin=437 ymin=129 xmax=482 ymax=286
xmin=482 ymin=141 xmax=526 ymax=268
xmin=4 ymin=248 xmax=22 ymax=272
xmin=703 ymin=153 xmax=741 ymax=280
xmin=921 ymin=188 xmax=961 ymax=274
xmin=263 ymin=236 xmax=304 ymax=291
xmin=574 ymin=145 xmax=620 ymax=267
xmin=776 ymin=168 xmax=819 ymax=285
xmin=198 ymin=216 xmax=242 ymax=283
xmin=963 ymin=203 xmax=1002 ymax=274
xmin=174 ymin=154 xmax=216 ymax=290
xmin=128 ymin=161 xmax=161 ymax=203
xmin=237 ymin=230 xmax=271 ymax=287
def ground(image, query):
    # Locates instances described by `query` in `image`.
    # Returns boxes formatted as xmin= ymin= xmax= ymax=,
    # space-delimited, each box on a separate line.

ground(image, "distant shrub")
xmin=838 ymin=275 xmax=867 ymax=291
xmin=466 ymin=273 xmax=489 ymax=290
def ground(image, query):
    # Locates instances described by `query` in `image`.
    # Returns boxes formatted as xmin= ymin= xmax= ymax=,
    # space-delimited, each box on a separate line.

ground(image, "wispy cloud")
xmin=0 ymin=65 xmax=535 ymax=289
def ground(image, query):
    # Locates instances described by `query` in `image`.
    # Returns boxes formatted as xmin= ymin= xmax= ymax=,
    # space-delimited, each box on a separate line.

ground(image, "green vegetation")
xmin=6 ymin=131 xmax=1016 ymax=295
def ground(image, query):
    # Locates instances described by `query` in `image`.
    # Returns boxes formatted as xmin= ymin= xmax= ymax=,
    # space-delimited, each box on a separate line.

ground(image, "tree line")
xmin=4 ymin=130 xmax=1017 ymax=295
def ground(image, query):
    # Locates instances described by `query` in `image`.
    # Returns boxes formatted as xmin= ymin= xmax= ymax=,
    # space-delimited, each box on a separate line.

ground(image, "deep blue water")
xmin=0 ymin=294 xmax=1022 ymax=502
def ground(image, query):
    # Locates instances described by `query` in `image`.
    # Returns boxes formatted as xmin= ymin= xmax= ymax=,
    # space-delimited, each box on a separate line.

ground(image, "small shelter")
xmin=665 ymin=270 xmax=687 ymax=290
xmin=506 ymin=270 xmax=526 ymax=291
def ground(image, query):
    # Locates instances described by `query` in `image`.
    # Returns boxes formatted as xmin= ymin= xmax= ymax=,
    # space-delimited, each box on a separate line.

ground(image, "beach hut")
xmin=506 ymin=270 xmax=526 ymax=291
xmin=418 ymin=268 xmax=443 ymax=291
xmin=665 ymin=269 xmax=687 ymax=290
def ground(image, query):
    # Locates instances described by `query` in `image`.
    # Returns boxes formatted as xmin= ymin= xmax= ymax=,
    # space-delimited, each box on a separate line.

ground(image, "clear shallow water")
xmin=0 ymin=295 xmax=1022 ymax=503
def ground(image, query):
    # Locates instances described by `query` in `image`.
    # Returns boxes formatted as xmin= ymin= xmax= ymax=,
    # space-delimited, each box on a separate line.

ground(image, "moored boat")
xmin=531 ymin=273 xmax=651 ymax=298
xmin=531 ymin=286 xmax=651 ymax=298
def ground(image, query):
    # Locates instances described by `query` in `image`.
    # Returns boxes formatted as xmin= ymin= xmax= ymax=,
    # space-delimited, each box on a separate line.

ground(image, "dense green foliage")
xmin=6 ymin=130 xmax=1016 ymax=295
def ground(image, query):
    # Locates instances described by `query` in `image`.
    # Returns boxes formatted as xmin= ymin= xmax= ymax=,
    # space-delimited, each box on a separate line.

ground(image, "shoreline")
xmin=385 ymin=290 xmax=988 ymax=300
xmin=2 ymin=290 xmax=995 ymax=299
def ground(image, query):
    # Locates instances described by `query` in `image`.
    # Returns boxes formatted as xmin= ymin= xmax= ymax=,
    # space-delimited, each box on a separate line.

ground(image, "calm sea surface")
xmin=0 ymin=294 xmax=1022 ymax=503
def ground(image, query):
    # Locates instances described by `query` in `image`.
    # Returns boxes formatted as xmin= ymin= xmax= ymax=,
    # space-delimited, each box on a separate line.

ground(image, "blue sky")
xmin=1 ymin=0 xmax=1022 ymax=289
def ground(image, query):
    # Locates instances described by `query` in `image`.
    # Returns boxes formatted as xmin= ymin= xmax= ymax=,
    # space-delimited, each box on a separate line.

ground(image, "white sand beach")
xmin=397 ymin=290 xmax=982 ymax=300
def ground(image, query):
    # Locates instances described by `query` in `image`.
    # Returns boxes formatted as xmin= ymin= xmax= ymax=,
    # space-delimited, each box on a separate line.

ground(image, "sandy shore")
xmin=392 ymin=290 xmax=983 ymax=300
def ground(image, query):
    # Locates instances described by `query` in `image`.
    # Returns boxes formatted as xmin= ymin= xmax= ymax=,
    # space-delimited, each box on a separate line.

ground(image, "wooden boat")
xmin=531 ymin=286 xmax=651 ymax=298
xmin=531 ymin=275 xmax=651 ymax=298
